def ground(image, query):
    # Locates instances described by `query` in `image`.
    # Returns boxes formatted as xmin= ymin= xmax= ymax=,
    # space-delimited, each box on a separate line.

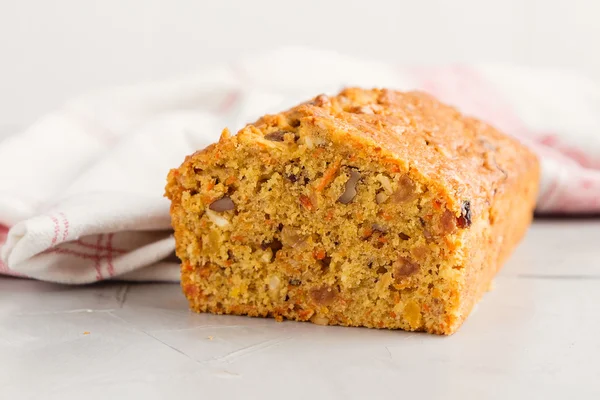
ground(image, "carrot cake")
xmin=165 ymin=88 xmax=539 ymax=334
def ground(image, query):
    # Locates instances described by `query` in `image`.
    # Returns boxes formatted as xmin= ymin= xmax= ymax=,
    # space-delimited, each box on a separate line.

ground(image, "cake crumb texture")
xmin=165 ymin=88 xmax=539 ymax=335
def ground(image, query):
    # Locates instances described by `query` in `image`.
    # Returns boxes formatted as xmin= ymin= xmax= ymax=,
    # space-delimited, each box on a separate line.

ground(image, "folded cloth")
xmin=1 ymin=47 xmax=599 ymax=283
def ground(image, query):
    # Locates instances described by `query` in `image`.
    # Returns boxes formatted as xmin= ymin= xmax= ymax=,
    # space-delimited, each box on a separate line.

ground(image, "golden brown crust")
xmin=166 ymin=88 xmax=539 ymax=335
xmin=252 ymin=88 xmax=536 ymax=217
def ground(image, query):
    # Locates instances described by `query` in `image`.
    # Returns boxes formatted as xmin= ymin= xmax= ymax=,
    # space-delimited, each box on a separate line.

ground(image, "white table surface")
xmin=1 ymin=219 xmax=599 ymax=399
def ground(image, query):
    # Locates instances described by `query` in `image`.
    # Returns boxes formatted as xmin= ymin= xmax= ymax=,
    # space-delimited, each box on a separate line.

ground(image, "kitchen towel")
xmin=1 ymin=47 xmax=599 ymax=283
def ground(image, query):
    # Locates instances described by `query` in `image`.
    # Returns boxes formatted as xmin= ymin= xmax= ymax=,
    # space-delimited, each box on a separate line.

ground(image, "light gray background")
xmin=1 ymin=0 xmax=599 ymax=131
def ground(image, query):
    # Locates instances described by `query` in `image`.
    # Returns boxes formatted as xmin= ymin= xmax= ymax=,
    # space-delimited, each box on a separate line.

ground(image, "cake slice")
xmin=165 ymin=88 xmax=539 ymax=334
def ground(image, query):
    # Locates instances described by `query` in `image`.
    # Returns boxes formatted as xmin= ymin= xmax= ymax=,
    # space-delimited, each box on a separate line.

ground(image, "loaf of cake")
xmin=165 ymin=88 xmax=539 ymax=335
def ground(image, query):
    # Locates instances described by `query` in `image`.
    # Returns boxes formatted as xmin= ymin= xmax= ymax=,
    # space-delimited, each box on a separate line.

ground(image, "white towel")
xmin=1 ymin=47 xmax=599 ymax=283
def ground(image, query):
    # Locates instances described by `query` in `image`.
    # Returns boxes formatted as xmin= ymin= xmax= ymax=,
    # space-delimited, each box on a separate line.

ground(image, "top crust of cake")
xmin=246 ymin=88 xmax=537 ymax=220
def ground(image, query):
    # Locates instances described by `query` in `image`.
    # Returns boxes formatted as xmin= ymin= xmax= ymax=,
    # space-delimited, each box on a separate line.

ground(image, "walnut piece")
xmin=310 ymin=285 xmax=337 ymax=305
xmin=392 ymin=175 xmax=416 ymax=203
xmin=269 ymin=276 xmax=281 ymax=292
xmin=337 ymin=169 xmax=361 ymax=204
xmin=264 ymin=131 xmax=287 ymax=142
xmin=439 ymin=209 xmax=457 ymax=234
xmin=376 ymin=174 xmax=393 ymax=194
xmin=205 ymin=209 xmax=229 ymax=227
xmin=311 ymin=315 xmax=330 ymax=326
xmin=375 ymin=191 xmax=389 ymax=204
xmin=209 ymin=196 xmax=235 ymax=212
xmin=393 ymin=256 xmax=420 ymax=282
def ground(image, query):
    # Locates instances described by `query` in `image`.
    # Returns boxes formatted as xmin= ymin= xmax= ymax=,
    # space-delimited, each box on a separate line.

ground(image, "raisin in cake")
xmin=165 ymin=88 xmax=539 ymax=335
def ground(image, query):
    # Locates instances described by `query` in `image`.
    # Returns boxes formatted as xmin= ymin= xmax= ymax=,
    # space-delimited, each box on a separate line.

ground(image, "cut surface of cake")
xmin=165 ymin=88 xmax=539 ymax=335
